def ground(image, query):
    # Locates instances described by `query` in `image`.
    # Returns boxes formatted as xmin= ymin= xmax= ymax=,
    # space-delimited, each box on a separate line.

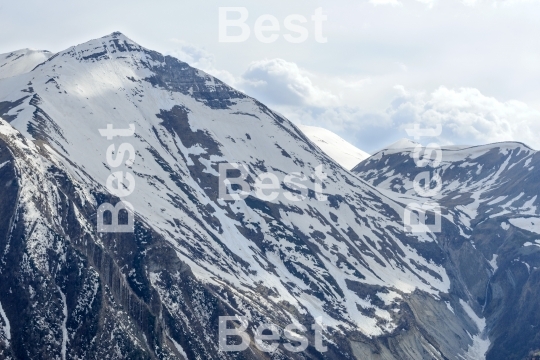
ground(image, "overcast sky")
xmin=2 ymin=0 xmax=540 ymax=153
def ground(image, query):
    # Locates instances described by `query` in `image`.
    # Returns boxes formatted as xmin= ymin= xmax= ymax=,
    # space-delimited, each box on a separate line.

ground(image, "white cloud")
xmin=369 ymin=0 xmax=538 ymax=6
xmin=166 ymin=45 xmax=540 ymax=153
xmin=462 ymin=0 xmax=540 ymax=6
xmin=370 ymin=0 xmax=403 ymax=6
xmin=239 ymin=58 xmax=339 ymax=107
xmin=389 ymin=86 xmax=540 ymax=149
xmin=271 ymin=84 xmax=540 ymax=153
xmin=369 ymin=0 xmax=437 ymax=6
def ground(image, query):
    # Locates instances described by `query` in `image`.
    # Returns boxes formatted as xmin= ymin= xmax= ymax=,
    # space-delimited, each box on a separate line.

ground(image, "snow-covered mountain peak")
xmin=50 ymin=31 xmax=156 ymax=65
xmin=298 ymin=124 xmax=370 ymax=170
xmin=384 ymin=138 xmax=419 ymax=150
xmin=76 ymin=31 xmax=141 ymax=50
xmin=0 ymin=48 xmax=52 ymax=80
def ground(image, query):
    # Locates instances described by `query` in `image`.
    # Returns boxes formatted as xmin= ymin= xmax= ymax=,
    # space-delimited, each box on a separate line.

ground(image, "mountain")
xmin=0 ymin=49 xmax=53 ymax=80
xmin=379 ymin=138 xmax=419 ymax=151
xmin=297 ymin=125 xmax=370 ymax=170
xmin=353 ymin=141 xmax=540 ymax=360
xmin=0 ymin=31 xmax=528 ymax=359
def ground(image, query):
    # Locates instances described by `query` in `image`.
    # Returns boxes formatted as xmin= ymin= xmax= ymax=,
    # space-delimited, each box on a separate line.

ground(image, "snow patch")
xmin=0 ymin=300 xmax=11 ymax=345
xmin=57 ymin=286 xmax=68 ymax=360
xmin=459 ymin=299 xmax=489 ymax=360
xmin=489 ymin=254 xmax=498 ymax=272
xmin=445 ymin=301 xmax=455 ymax=314
xmin=169 ymin=336 xmax=188 ymax=359
xmin=509 ymin=217 xmax=540 ymax=235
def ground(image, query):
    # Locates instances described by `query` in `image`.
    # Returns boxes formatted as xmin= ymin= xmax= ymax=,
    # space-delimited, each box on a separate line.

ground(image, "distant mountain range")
xmin=0 ymin=32 xmax=538 ymax=360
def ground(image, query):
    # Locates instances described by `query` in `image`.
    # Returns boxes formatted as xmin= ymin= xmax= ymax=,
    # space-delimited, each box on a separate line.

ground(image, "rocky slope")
xmin=353 ymin=142 xmax=540 ymax=360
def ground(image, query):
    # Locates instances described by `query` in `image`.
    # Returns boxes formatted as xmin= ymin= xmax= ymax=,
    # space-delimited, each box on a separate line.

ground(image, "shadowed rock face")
xmin=0 ymin=31 xmax=530 ymax=359
xmin=353 ymin=144 xmax=540 ymax=360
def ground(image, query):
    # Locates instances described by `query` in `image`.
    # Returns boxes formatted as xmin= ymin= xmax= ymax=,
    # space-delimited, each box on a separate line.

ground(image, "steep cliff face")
xmin=353 ymin=143 xmax=540 ymax=360
xmin=0 ymin=32 xmax=503 ymax=359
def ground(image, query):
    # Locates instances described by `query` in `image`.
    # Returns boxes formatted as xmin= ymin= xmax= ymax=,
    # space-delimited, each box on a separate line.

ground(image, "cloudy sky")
xmin=2 ymin=0 xmax=540 ymax=153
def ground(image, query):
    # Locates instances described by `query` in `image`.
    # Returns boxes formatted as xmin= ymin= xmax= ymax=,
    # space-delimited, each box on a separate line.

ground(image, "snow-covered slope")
xmin=0 ymin=49 xmax=52 ymax=80
xmin=0 ymin=32 xmax=513 ymax=359
xmin=298 ymin=125 xmax=369 ymax=170
xmin=354 ymin=142 xmax=538 ymax=235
